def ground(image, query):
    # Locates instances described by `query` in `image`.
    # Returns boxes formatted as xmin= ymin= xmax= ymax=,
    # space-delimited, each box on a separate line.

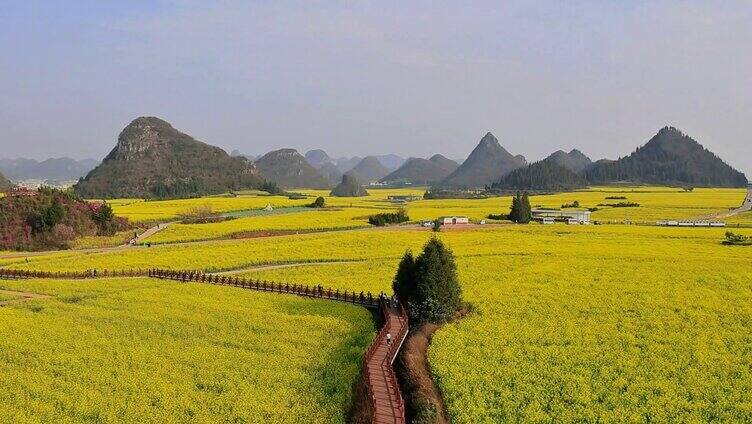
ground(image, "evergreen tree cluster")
xmin=393 ymin=238 xmax=462 ymax=324
xmin=508 ymin=191 xmax=532 ymax=224
xmin=492 ymin=160 xmax=588 ymax=192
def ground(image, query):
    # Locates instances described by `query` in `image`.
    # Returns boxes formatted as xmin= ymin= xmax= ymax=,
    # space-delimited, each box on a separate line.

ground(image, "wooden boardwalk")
xmin=364 ymin=302 xmax=409 ymax=424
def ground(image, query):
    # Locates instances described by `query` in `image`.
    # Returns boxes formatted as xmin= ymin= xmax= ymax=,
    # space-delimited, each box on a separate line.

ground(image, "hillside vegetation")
xmin=74 ymin=117 xmax=266 ymax=199
xmin=492 ymin=160 xmax=588 ymax=192
xmin=0 ymin=172 xmax=11 ymax=191
xmin=0 ymin=188 xmax=127 ymax=251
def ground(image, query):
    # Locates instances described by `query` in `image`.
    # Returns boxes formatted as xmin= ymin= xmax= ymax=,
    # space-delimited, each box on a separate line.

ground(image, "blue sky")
xmin=1 ymin=1 xmax=750 ymax=175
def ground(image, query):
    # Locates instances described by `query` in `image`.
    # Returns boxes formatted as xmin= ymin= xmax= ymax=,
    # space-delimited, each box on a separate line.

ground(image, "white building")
xmin=531 ymin=209 xmax=591 ymax=224
xmin=438 ymin=216 xmax=469 ymax=226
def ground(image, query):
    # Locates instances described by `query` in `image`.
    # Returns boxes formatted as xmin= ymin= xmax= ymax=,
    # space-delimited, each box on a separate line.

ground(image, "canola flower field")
xmin=4 ymin=186 xmax=752 ymax=423
xmin=0 ymin=277 xmax=373 ymax=423
xmin=145 ymin=207 xmax=382 ymax=244
xmin=101 ymin=186 xmax=749 ymax=246
xmin=249 ymin=227 xmax=752 ymax=422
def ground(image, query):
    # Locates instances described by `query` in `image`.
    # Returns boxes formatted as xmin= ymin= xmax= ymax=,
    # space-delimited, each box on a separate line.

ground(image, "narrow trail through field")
xmin=130 ymin=222 xmax=175 ymax=245
xmin=0 ymin=289 xmax=50 ymax=306
xmin=701 ymin=186 xmax=752 ymax=220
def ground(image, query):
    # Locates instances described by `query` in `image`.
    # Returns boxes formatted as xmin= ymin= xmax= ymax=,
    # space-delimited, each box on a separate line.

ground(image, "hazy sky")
xmin=1 ymin=1 xmax=750 ymax=175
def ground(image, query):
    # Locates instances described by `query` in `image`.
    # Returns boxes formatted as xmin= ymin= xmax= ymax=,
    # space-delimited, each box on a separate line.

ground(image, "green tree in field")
xmin=393 ymin=250 xmax=416 ymax=303
xmin=393 ymin=237 xmax=462 ymax=324
xmin=520 ymin=192 xmax=532 ymax=223
xmin=509 ymin=191 xmax=532 ymax=224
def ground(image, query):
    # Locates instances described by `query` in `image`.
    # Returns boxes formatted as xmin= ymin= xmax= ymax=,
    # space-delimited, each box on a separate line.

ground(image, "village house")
xmin=438 ymin=216 xmax=470 ymax=226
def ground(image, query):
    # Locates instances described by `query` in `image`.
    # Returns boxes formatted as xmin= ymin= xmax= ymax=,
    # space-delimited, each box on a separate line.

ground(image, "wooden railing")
xmin=148 ymin=268 xmax=380 ymax=309
xmin=0 ymin=268 xmax=148 ymax=280
xmin=362 ymin=299 xmax=408 ymax=423
xmin=2 ymin=265 xmax=408 ymax=422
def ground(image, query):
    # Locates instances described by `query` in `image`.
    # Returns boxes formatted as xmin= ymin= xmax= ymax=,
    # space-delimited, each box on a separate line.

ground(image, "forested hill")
xmin=492 ymin=160 xmax=588 ymax=192
xmin=585 ymin=127 xmax=747 ymax=187
xmin=254 ymin=149 xmax=330 ymax=189
xmin=74 ymin=117 xmax=266 ymax=199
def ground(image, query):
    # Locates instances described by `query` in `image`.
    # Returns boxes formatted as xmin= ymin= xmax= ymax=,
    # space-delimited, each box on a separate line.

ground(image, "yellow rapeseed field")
xmin=210 ymin=226 xmax=752 ymax=422
xmin=146 ymin=207 xmax=385 ymax=244
xmin=110 ymin=195 xmax=311 ymax=222
xmin=0 ymin=277 xmax=374 ymax=423
xmin=5 ymin=186 xmax=752 ymax=423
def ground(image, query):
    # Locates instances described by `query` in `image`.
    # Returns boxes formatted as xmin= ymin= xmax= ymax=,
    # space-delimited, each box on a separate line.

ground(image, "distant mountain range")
xmin=21 ymin=118 xmax=745 ymax=198
xmin=381 ymin=154 xmax=459 ymax=185
xmin=74 ymin=117 xmax=266 ymax=198
xmin=491 ymin=127 xmax=747 ymax=191
xmin=0 ymin=157 xmax=98 ymax=182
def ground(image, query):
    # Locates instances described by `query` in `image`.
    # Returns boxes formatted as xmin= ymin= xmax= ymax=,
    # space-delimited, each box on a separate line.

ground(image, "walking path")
xmin=128 ymin=222 xmax=174 ymax=245
xmin=365 ymin=303 xmax=409 ymax=424
xmin=702 ymin=185 xmax=752 ymax=220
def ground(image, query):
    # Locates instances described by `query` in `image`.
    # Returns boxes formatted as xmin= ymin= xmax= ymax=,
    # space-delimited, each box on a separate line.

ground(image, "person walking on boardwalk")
xmin=386 ymin=332 xmax=392 ymax=345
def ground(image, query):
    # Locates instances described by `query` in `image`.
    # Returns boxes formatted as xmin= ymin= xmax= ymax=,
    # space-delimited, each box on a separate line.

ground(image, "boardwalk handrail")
xmin=0 ymin=268 xmax=148 ymax=280
xmin=2 ymin=265 xmax=407 ymax=422
xmin=147 ymin=268 xmax=379 ymax=308
xmin=362 ymin=299 xmax=408 ymax=423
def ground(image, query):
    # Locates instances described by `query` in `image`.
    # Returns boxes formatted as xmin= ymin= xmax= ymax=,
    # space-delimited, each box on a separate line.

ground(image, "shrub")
xmin=723 ymin=231 xmax=751 ymax=246
xmin=309 ymin=197 xmax=326 ymax=208
xmin=597 ymin=201 xmax=640 ymax=208
xmin=561 ymin=200 xmax=580 ymax=208
xmin=368 ymin=209 xmax=409 ymax=226
xmin=605 ymin=196 xmax=627 ymax=200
